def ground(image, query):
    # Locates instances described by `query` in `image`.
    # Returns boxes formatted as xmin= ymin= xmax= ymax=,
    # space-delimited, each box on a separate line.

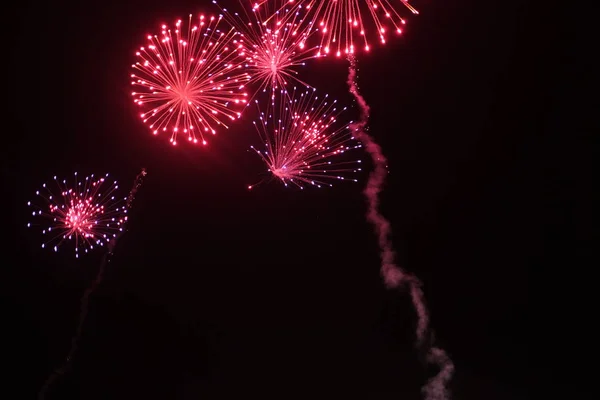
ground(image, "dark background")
xmin=2 ymin=0 xmax=573 ymax=398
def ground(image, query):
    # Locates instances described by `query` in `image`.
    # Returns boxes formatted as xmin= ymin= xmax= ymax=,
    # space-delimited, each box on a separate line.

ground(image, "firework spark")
xmin=27 ymin=173 xmax=127 ymax=258
xmin=249 ymin=87 xmax=362 ymax=189
xmin=131 ymin=14 xmax=250 ymax=146
xmin=214 ymin=0 xmax=318 ymax=98
xmin=257 ymin=0 xmax=418 ymax=57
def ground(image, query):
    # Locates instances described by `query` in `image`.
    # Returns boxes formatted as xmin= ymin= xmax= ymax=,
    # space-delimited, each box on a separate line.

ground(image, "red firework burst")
xmin=131 ymin=14 xmax=251 ymax=146
xmin=256 ymin=0 xmax=419 ymax=57
xmin=27 ymin=173 xmax=128 ymax=258
xmin=215 ymin=0 xmax=319 ymax=98
xmin=249 ymin=87 xmax=362 ymax=189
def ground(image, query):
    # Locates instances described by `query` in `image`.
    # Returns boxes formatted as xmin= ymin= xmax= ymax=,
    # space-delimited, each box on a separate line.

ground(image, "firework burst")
xmin=37 ymin=169 xmax=147 ymax=400
xmin=27 ymin=173 xmax=127 ymax=258
xmin=257 ymin=0 xmax=419 ymax=57
xmin=249 ymin=87 xmax=362 ymax=189
xmin=131 ymin=14 xmax=250 ymax=146
xmin=214 ymin=0 xmax=318 ymax=98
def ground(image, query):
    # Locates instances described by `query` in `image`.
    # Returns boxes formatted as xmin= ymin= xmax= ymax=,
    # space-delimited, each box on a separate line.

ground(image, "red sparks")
xmin=257 ymin=0 xmax=418 ymax=57
xmin=27 ymin=173 xmax=127 ymax=258
xmin=215 ymin=0 xmax=319 ymax=99
xmin=250 ymin=86 xmax=362 ymax=189
xmin=131 ymin=14 xmax=251 ymax=146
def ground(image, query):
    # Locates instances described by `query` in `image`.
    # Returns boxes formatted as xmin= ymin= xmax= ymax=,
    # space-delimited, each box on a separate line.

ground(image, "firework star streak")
xmin=131 ymin=14 xmax=250 ymax=146
xmin=214 ymin=0 xmax=318 ymax=98
xmin=27 ymin=173 xmax=127 ymax=258
xmin=37 ymin=169 xmax=147 ymax=400
xmin=249 ymin=87 xmax=362 ymax=189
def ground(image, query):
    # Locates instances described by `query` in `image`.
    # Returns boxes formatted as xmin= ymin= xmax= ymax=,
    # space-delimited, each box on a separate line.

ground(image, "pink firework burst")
xmin=249 ymin=87 xmax=362 ymax=189
xmin=131 ymin=14 xmax=251 ymax=146
xmin=27 ymin=173 xmax=128 ymax=258
xmin=257 ymin=0 xmax=419 ymax=57
xmin=214 ymin=0 xmax=319 ymax=98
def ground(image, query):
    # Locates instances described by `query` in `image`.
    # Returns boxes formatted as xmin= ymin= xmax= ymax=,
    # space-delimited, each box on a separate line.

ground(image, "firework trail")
xmin=37 ymin=169 xmax=147 ymax=400
xmin=249 ymin=87 xmax=362 ymax=189
xmin=347 ymin=56 xmax=453 ymax=399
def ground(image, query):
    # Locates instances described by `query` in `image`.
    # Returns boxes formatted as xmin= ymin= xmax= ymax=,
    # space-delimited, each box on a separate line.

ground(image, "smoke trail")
xmin=346 ymin=55 xmax=453 ymax=400
xmin=38 ymin=168 xmax=147 ymax=400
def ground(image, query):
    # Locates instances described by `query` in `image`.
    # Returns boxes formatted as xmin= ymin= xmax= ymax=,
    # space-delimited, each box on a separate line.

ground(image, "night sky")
xmin=3 ymin=0 xmax=564 ymax=398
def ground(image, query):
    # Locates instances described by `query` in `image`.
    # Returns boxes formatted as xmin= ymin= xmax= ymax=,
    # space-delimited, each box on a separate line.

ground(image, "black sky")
xmin=2 ymin=0 xmax=570 ymax=398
